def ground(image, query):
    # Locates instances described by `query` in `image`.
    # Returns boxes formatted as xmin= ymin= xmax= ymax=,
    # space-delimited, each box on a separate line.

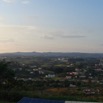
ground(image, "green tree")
xmin=0 ymin=60 xmax=15 ymax=85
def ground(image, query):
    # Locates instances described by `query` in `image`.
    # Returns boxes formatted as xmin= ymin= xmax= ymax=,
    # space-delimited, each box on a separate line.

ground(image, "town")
xmin=0 ymin=54 xmax=103 ymax=102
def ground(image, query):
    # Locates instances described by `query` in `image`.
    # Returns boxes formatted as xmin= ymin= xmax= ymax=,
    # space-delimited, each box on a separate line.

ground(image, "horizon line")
xmin=0 ymin=51 xmax=103 ymax=54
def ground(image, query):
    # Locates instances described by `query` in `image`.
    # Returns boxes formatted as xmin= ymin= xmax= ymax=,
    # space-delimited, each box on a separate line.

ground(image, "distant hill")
xmin=0 ymin=52 xmax=103 ymax=58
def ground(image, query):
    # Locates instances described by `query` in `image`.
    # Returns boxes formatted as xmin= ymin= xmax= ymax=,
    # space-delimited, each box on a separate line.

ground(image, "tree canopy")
xmin=0 ymin=60 xmax=15 ymax=84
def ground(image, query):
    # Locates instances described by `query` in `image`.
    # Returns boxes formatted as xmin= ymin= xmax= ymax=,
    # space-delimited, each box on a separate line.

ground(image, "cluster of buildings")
xmin=5 ymin=57 xmax=103 ymax=91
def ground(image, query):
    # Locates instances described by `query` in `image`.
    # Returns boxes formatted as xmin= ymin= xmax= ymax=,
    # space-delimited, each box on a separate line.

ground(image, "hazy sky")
xmin=0 ymin=0 xmax=103 ymax=53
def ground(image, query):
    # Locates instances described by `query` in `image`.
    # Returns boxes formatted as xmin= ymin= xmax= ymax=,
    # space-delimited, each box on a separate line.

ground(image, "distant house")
xmin=79 ymin=75 xmax=86 ymax=79
xmin=45 ymin=74 xmax=55 ymax=78
xmin=65 ymin=76 xmax=72 ymax=79
xmin=69 ymin=84 xmax=76 ymax=88
xmin=83 ymin=88 xmax=100 ymax=95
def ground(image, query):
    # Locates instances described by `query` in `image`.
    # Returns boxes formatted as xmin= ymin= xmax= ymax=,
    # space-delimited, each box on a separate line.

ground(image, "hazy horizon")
xmin=0 ymin=0 xmax=103 ymax=53
xmin=1 ymin=51 xmax=103 ymax=54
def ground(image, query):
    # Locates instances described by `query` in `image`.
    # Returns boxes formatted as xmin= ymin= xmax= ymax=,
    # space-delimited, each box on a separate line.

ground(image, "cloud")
xmin=0 ymin=25 xmax=38 ymax=39
xmin=43 ymin=35 xmax=54 ymax=40
xmin=0 ymin=24 xmax=42 ymax=43
xmin=0 ymin=25 xmax=37 ymax=30
xmin=2 ymin=0 xmax=31 ymax=4
xmin=21 ymin=0 xmax=30 ymax=4
xmin=0 ymin=39 xmax=15 ymax=43
xmin=2 ymin=0 xmax=15 ymax=3
xmin=0 ymin=24 xmax=86 ymax=44
xmin=43 ymin=31 xmax=86 ymax=40
xmin=58 ymin=35 xmax=86 ymax=38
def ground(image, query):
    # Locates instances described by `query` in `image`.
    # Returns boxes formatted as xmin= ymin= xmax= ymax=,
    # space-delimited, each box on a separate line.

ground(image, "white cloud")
xmin=21 ymin=0 xmax=30 ymax=4
xmin=0 ymin=24 xmax=41 ymax=42
xmin=0 ymin=24 xmax=47 ymax=52
xmin=0 ymin=24 xmax=100 ymax=53
xmin=42 ymin=30 xmax=86 ymax=40
xmin=0 ymin=39 xmax=15 ymax=43
xmin=2 ymin=0 xmax=31 ymax=4
xmin=0 ymin=24 xmax=87 ymax=41
xmin=43 ymin=35 xmax=54 ymax=40
xmin=2 ymin=0 xmax=15 ymax=3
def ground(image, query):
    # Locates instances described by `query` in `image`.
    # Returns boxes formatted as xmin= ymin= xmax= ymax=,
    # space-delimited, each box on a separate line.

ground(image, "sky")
xmin=0 ymin=0 xmax=103 ymax=53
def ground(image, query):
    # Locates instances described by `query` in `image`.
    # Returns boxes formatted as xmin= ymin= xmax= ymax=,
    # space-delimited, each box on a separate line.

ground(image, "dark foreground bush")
xmin=0 ymin=90 xmax=101 ymax=102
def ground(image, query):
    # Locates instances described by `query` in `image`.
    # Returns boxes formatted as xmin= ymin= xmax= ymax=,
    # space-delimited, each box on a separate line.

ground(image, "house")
xmin=45 ymin=74 xmax=55 ymax=78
